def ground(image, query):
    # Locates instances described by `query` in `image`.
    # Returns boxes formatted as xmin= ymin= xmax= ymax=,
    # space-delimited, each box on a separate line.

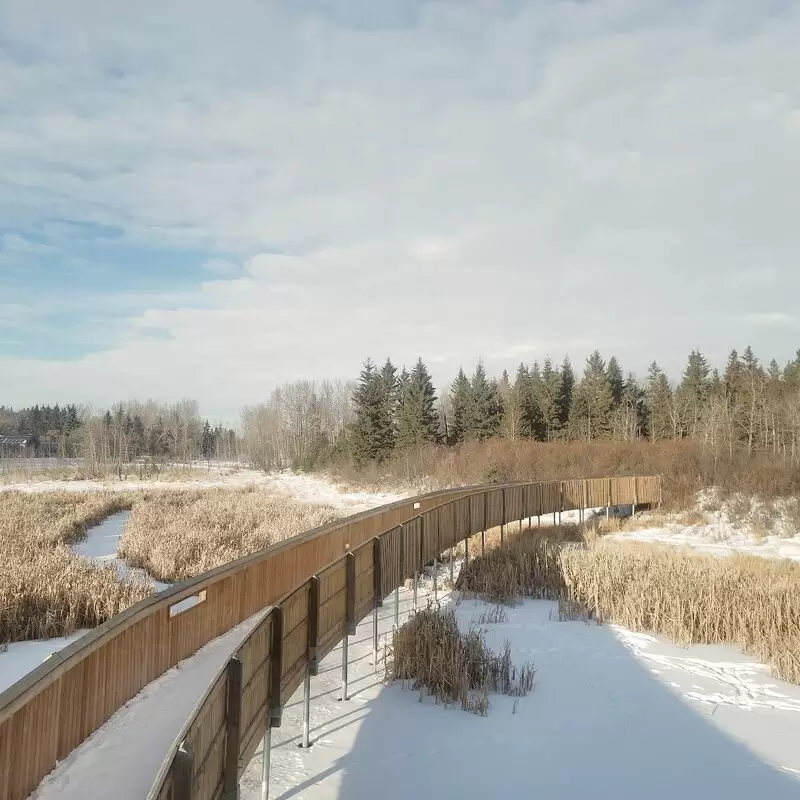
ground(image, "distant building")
xmin=0 ymin=434 xmax=34 ymax=457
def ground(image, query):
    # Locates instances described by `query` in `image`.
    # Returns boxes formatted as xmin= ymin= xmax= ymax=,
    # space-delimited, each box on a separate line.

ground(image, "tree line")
xmin=0 ymin=400 xmax=238 ymax=465
xmin=242 ymin=345 xmax=800 ymax=469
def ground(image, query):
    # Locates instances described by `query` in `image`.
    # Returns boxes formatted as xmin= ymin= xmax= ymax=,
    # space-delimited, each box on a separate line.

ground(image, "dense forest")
xmin=5 ymin=346 xmax=800 ymax=471
xmin=242 ymin=346 xmax=800 ymax=470
xmin=0 ymin=400 xmax=238 ymax=465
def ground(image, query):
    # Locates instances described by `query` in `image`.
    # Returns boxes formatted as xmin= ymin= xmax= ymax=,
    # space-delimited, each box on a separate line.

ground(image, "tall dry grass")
xmin=458 ymin=528 xmax=800 ymax=684
xmin=0 ymin=492 xmax=151 ymax=642
xmin=118 ymin=488 xmax=343 ymax=582
xmin=390 ymin=605 xmax=535 ymax=715
xmin=333 ymin=439 xmax=800 ymax=509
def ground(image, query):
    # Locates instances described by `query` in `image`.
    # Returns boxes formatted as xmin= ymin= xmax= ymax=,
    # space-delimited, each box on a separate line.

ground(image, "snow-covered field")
xmin=610 ymin=495 xmax=800 ymax=562
xmin=0 ymin=467 xmax=407 ymax=512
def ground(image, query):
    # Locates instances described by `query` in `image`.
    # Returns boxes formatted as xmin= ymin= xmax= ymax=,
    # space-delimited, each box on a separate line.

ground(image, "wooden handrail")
xmin=0 ymin=475 xmax=662 ymax=800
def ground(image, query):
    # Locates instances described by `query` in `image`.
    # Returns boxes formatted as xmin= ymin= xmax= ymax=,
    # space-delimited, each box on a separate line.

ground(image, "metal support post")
xmin=433 ymin=556 xmax=438 ymax=603
xmin=301 ymin=669 xmax=311 ymax=748
xmin=260 ymin=728 xmax=272 ymax=800
xmin=394 ymin=586 xmax=400 ymax=628
xmin=340 ymin=633 xmax=349 ymax=701
xmin=413 ymin=570 xmax=418 ymax=609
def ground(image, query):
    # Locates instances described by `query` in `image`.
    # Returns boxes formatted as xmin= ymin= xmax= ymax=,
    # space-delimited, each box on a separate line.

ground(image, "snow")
xmin=0 ymin=632 xmax=88 ymax=694
xmin=0 ymin=468 xmax=407 ymax=512
xmin=237 ymin=572 xmax=800 ymax=800
xmin=610 ymin=497 xmax=800 ymax=562
xmin=31 ymin=610 xmax=269 ymax=800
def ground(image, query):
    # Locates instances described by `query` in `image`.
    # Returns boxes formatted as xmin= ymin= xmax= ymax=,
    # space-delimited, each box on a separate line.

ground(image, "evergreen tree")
xmin=557 ymin=356 xmax=575 ymax=431
xmin=396 ymin=358 xmax=440 ymax=448
xmin=468 ymin=361 xmax=503 ymax=440
xmin=536 ymin=357 xmax=562 ymax=440
xmin=351 ymin=359 xmax=395 ymax=463
xmin=645 ymin=362 xmax=674 ymax=441
xmin=606 ymin=356 xmax=624 ymax=407
xmin=724 ymin=349 xmax=742 ymax=399
xmin=570 ymin=351 xmax=614 ymax=439
xmin=448 ymin=368 xmax=472 ymax=445
xmin=678 ymin=349 xmax=711 ymax=437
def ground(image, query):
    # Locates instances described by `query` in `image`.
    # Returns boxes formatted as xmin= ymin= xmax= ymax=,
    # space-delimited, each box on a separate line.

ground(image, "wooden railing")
xmin=0 ymin=475 xmax=662 ymax=800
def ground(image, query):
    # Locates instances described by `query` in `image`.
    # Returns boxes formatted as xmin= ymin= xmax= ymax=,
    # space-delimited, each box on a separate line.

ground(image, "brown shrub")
xmin=332 ymin=439 xmax=800 ymax=508
xmin=390 ymin=605 xmax=535 ymax=715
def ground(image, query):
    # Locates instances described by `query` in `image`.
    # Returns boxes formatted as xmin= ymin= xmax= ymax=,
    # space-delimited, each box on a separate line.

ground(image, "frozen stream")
xmin=1 ymin=512 xmax=170 ymax=693
xmin=71 ymin=510 xmax=169 ymax=591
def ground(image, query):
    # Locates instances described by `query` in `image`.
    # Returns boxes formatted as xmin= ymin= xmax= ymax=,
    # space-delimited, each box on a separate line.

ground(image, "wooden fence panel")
xmin=401 ymin=518 xmax=422 ymax=577
xmin=560 ymin=480 xmax=585 ymax=511
xmin=636 ymin=475 xmax=662 ymax=505
xmin=524 ymin=483 xmax=542 ymax=517
xmin=379 ymin=527 xmax=403 ymax=601
xmin=454 ymin=496 xmax=471 ymax=542
xmin=184 ymin=670 xmax=228 ymax=800
xmin=539 ymin=481 xmax=561 ymax=515
xmin=315 ymin=559 xmax=348 ymax=664
xmin=586 ymin=478 xmax=609 ymax=508
xmin=611 ymin=476 xmax=637 ymax=506
xmin=469 ymin=492 xmax=486 ymax=532
xmin=420 ymin=510 xmax=439 ymax=564
xmin=238 ymin=612 xmax=274 ymax=767
xmin=279 ymin=582 xmax=310 ymax=701
xmin=485 ymin=489 xmax=504 ymax=528
xmin=352 ymin=540 xmax=375 ymax=625
xmin=504 ymin=486 xmax=524 ymax=522
xmin=437 ymin=503 xmax=457 ymax=551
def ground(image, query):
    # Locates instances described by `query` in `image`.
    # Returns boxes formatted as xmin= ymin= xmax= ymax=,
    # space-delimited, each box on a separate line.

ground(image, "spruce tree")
xmin=351 ymin=358 xmax=395 ymax=463
xmin=536 ymin=357 xmax=562 ymax=440
xmin=448 ymin=368 xmax=472 ymax=445
xmin=645 ymin=362 xmax=673 ymax=440
xmin=557 ymin=356 xmax=575 ymax=430
xmin=468 ymin=361 xmax=503 ymax=440
xmin=396 ymin=358 xmax=440 ymax=448
xmin=606 ymin=356 xmax=624 ymax=407
xmin=570 ymin=351 xmax=614 ymax=439
xmin=678 ymin=349 xmax=711 ymax=437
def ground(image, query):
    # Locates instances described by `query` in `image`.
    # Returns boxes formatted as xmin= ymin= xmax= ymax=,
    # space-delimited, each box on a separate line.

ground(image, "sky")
xmin=1 ymin=0 xmax=799 ymax=421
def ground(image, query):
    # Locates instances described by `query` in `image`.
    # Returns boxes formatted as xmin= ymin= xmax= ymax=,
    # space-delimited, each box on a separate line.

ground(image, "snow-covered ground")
xmin=610 ymin=495 xmax=800 ymax=562
xmin=0 ymin=632 xmax=88 ymax=696
xmin=246 ymin=580 xmax=800 ymax=798
xmin=0 ymin=467 xmax=407 ymax=511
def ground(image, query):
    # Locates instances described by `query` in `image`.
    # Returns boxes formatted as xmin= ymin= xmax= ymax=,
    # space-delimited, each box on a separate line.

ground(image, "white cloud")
xmin=1 ymin=0 xmax=800 ymax=417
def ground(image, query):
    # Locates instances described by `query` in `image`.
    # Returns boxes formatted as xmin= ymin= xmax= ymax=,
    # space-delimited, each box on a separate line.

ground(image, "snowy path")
xmin=31 ymin=612 xmax=269 ymax=800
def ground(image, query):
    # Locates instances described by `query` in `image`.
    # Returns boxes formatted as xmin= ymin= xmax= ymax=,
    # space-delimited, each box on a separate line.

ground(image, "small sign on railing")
xmin=169 ymin=589 xmax=208 ymax=618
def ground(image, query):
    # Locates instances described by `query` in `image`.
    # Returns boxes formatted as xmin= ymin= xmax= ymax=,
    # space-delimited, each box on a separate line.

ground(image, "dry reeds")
xmin=0 ymin=492 xmax=151 ymax=642
xmin=119 ymin=488 xmax=342 ymax=582
xmin=458 ymin=528 xmax=800 ymax=685
xmin=390 ymin=605 xmax=535 ymax=715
